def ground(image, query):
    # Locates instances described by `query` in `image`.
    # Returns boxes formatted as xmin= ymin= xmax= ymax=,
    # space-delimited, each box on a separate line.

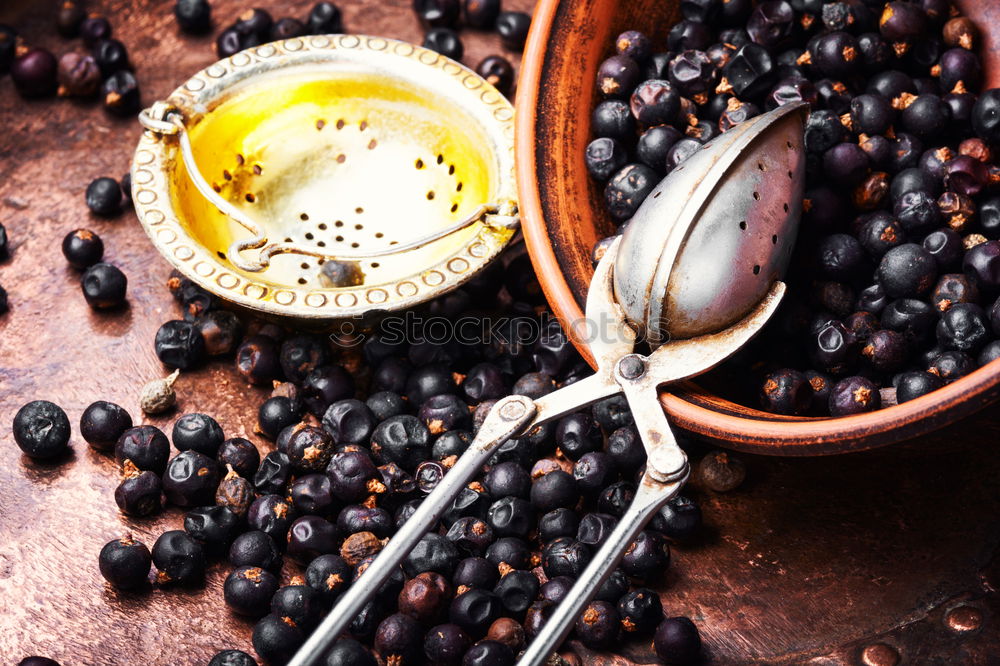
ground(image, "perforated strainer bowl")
xmin=132 ymin=35 xmax=518 ymax=323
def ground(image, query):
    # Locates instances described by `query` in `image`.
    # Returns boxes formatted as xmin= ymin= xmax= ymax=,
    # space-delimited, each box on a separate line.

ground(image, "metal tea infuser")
xmin=288 ymin=101 xmax=809 ymax=666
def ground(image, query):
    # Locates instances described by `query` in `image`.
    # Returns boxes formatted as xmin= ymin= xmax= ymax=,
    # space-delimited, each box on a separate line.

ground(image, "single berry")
xmin=99 ymin=535 xmax=151 ymax=589
xmin=12 ymin=400 xmax=71 ymax=460
xmin=81 ymin=263 xmax=127 ymax=309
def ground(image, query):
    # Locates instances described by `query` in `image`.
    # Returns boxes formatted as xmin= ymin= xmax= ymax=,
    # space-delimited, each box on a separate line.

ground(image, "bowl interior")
xmin=175 ymin=66 xmax=494 ymax=288
xmin=518 ymin=0 xmax=1000 ymax=454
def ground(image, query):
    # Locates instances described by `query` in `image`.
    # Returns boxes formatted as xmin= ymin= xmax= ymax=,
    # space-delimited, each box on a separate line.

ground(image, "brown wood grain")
xmin=1 ymin=1 xmax=1000 ymax=665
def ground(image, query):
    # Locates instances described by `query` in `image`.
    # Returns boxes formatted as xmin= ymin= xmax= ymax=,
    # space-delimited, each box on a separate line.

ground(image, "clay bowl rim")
xmin=515 ymin=0 xmax=1000 ymax=456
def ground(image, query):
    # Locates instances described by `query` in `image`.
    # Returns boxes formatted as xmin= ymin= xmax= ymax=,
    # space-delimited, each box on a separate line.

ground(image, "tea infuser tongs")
xmin=288 ymin=100 xmax=808 ymax=666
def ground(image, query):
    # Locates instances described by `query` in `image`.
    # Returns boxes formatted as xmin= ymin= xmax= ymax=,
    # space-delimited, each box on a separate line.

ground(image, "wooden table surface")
xmin=1 ymin=1 xmax=1000 ymax=665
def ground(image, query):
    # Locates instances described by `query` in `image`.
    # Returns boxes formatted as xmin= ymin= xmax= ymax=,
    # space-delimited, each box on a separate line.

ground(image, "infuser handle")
xmin=518 ymin=465 xmax=687 ymax=666
xmin=286 ymin=395 xmax=536 ymax=666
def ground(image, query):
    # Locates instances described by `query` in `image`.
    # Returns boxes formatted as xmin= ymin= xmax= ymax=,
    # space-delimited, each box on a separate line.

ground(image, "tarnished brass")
xmin=132 ymin=35 xmax=518 ymax=322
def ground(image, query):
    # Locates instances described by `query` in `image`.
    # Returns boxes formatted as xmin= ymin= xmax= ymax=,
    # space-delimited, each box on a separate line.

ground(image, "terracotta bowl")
xmin=516 ymin=0 xmax=1000 ymax=456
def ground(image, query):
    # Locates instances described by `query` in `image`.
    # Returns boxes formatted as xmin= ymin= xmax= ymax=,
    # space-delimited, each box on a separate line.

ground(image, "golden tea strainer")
xmin=132 ymin=35 xmax=518 ymax=322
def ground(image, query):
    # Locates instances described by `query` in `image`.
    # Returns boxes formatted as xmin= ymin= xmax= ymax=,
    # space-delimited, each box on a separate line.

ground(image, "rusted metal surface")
xmin=1 ymin=1 xmax=1000 ymax=665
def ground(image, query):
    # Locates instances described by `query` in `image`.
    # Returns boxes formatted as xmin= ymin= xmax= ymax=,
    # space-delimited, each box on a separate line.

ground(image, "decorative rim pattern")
xmin=132 ymin=35 xmax=517 ymax=321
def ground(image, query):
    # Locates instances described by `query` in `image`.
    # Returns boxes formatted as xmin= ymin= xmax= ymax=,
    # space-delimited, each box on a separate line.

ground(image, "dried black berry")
xmin=62 ymin=229 xmax=104 ymax=270
xmin=11 ymin=48 xmax=58 ymax=98
xmin=248 ymin=494 xmax=297 ymax=544
xmin=101 ymin=70 xmax=141 ymax=116
xmin=307 ymin=2 xmax=344 ymax=34
xmin=575 ymin=600 xmax=620 ymax=650
xmin=99 ymin=535 xmax=151 ymax=589
xmin=654 ymin=617 xmax=702 ymax=664
xmin=152 ymin=529 xmax=205 ymax=585
xmin=56 ymin=2 xmax=87 ymax=37
xmin=287 ymin=515 xmax=338 ymax=561
xmin=229 ymin=530 xmax=283 ymax=573
xmin=424 ymin=27 xmax=464 ymax=61
xmin=255 ymin=450 xmax=294 ymax=495
xmin=257 ymin=397 xmax=301 ymax=440
xmin=172 ymin=412 xmax=224 ymax=456
xmin=174 ymin=0 xmax=212 ymax=34
xmin=115 ymin=461 xmax=163 ymax=516
xmin=829 ymin=376 xmax=881 ymax=415
xmin=80 ymin=16 xmax=112 ymax=47
xmin=155 ymin=320 xmax=206 ymax=369
xmin=252 ymin=614 xmax=304 ymax=665
xmin=476 ymin=55 xmax=514 ymax=97
xmin=116 ymin=425 xmax=170 ymax=474
xmin=86 ymin=177 xmax=123 ymax=216
xmin=217 ymin=437 xmax=261 ymax=479
xmin=80 ymin=400 xmax=132 ymax=452
xmin=496 ymin=11 xmax=531 ymax=51
xmin=162 ymin=450 xmax=220 ymax=507
xmin=92 ymin=39 xmax=130 ymax=77
xmin=81 ymin=262 xmax=127 ymax=309
xmin=207 ymin=650 xmax=258 ymax=666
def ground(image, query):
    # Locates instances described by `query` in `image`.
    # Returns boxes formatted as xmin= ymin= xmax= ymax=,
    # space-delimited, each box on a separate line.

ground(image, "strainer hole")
xmin=316 ymin=119 xmax=326 ymax=130
xmin=783 ymin=202 xmax=789 ymax=212
xmin=337 ymin=154 xmax=346 ymax=164
xmin=368 ymin=139 xmax=378 ymax=150
xmin=301 ymin=262 xmax=310 ymax=269
xmin=335 ymin=221 xmax=344 ymax=227
xmin=427 ymin=191 xmax=436 ymax=200
xmin=772 ymin=234 xmax=778 ymax=244
xmin=336 ymin=119 xmax=345 ymax=130
xmin=437 ymin=154 xmax=444 ymax=164
xmin=451 ymin=203 xmax=458 ymax=212
xmin=372 ymin=262 xmax=380 ymax=268
xmin=236 ymin=154 xmax=244 ymax=165
xmin=223 ymin=170 xmax=232 ymax=181
xmin=245 ymin=193 xmax=256 ymax=203
xmin=336 ymin=235 xmax=344 ymax=242
xmin=253 ymin=164 xmax=262 ymax=175
xmin=217 ymin=251 xmax=226 ymax=260
xmin=653 ymin=191 xmax=661 ymax=198
xmin=787 ymin=140 xmax=793 ymax=149
xmin=305 ymin=232 xmax=314 ymax=240
xmin=456 ymin=182 xmax=463 ymax=192
xmin=318 ymin=223 xmax=327 ymax=230
xmin=356 ymin=207 xmax=364 ymax=214
xmin=359 ymin=120 xmax=368 ymax=131
xmin=355 ymin=224 xmax=363 ymax=230
xmin=753 ymin=265 xmax=761 ymax=275
xmin=448 ymin=164 xmax=455 ymax=175
xmin=298 ymin=278 xmax=307 ymax=284
xmin=375 ymin=232 xmax=384 ymax=238
xmin=752 ymin=191 xmax=760 ymax=201
xmin=739 ymin=221 xmax=747 ymax=230
xmin=300 ymin=213 xmax=309 ymax=221
xmin=284 ymin=237 xmax=293 ymax=242
xmin=787 ymin=170 xmax=793 ymax=179
xmin=390 ymin=240 xmax=399 ymax=245
xmin=212 ymin=183 xmax=222 ymax=193
xmin=757 ymin=162 xmax=765 ymax=171
xmin=415 ymin=159 xmax=424 ymax=169
xmin=317 ymin=241 xmax=326 ymax=247
xmin=351 ymin=242 xmax=359 ymax=248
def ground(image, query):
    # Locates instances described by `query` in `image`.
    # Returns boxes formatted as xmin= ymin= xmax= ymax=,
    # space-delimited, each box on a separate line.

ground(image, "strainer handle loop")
xmin=138 ymin=103 xmax=520 ymax=273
